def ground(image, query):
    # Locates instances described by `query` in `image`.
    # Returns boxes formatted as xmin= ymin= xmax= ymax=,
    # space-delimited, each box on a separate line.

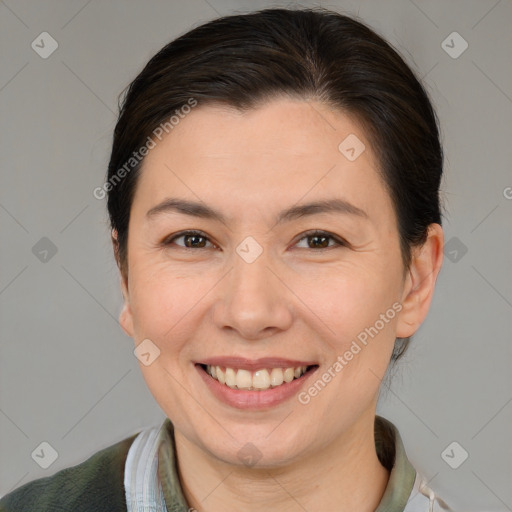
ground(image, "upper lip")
xmin=198 ymin=357 xmax=318 ymax=371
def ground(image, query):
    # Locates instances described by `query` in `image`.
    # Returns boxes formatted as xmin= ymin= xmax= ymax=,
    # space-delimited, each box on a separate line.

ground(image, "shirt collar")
xmin=156 ymin=415 xmax=416 ymax=511
xmin=374 ymin=415 xmax=417 ymax=511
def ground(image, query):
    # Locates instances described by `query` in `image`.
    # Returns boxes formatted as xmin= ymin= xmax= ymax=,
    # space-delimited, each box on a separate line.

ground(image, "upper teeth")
xmin=206 ymin=365 xmax=308 ymax=391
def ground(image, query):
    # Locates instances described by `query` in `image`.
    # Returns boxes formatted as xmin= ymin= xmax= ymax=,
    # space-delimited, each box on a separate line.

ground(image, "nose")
xmin=212 ymin=248 xmax=293 ymax=340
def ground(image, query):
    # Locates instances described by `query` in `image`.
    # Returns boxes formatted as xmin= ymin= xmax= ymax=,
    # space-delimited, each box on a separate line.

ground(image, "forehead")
xmin=162 ymin=98 xmax=370 ymax=161
xmin=132 ymin=98 xmax=394 ymax=229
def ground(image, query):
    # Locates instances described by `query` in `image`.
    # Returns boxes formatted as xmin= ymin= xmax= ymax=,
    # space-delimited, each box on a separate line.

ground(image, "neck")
xmin=173 ymin=409 xmax=390 ymax=512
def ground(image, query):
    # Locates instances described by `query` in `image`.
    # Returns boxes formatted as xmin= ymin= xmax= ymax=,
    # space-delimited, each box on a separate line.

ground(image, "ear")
xmin=119 ymin=284 xmax=134 ymax=338
xmin=112 ymin=229 xmax=134 ymax=338
xmin=396 ymin=223 xmax=444 ymax=338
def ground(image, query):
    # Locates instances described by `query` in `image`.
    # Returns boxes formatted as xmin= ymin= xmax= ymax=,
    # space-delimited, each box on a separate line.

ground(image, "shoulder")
xmin=0 ymin=432 xmax=139 ymax=512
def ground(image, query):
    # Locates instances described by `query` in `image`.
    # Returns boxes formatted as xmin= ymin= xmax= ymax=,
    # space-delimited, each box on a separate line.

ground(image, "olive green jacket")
xmin=0 ymin=432 xmax=137 ymax=512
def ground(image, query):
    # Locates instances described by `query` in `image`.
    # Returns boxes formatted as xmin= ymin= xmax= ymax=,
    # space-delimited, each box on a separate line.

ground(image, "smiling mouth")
xmin=198 ymin=364 xmax=318 ymax=391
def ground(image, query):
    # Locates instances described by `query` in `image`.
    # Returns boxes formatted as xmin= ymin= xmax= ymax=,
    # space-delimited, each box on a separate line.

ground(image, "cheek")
xmin=128 ymin=265 xmax=206 ymax=349
xmin=301 ymin=264 xmax=401 ymax=339
xmin=299 ymin=270 xmax=399 ymax=413
xmin=300 ymin=268 xmax=401 ymax=401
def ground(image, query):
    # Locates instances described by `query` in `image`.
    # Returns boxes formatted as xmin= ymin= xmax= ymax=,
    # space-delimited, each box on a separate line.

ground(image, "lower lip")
xmin=196 ymin=364 xmax=318 ymax=410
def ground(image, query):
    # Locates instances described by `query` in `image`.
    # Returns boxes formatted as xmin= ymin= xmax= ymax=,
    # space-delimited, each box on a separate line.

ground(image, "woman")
xmin=0 ymin=7 xmax=449 ymax=511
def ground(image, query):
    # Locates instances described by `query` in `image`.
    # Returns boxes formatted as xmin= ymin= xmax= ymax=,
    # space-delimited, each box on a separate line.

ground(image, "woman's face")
xmin=119 ymin=98 xmax=424 ymax=466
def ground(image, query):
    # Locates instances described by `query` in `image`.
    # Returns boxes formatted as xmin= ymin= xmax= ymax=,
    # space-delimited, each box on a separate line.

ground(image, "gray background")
xmin=1 ymin=1 xmax=511 ymax=510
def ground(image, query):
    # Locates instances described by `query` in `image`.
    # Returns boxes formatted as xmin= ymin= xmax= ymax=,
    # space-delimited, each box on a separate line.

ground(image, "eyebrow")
xmin=146 ymin=197 xmax=369 ymax=225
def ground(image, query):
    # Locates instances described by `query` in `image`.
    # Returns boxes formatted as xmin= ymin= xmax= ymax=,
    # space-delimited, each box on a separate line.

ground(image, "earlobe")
xmin=119 ymin=274 xmax=134 ymax=338
xmin=119 ymin=300 xmax=134 ymax=338
xmin=112 ymin=228 xmax=134 ymax=337
xmin=395 ymin=223 xmax=444 ymax=338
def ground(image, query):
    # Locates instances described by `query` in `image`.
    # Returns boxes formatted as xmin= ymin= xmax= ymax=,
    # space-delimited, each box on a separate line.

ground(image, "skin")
xmin=116 ymin=97 xmax=444 ymax=511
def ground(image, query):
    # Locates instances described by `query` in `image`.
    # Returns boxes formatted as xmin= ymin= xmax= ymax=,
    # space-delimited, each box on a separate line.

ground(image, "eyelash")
xmin=162 ymin=229 xmax=347 ymax=251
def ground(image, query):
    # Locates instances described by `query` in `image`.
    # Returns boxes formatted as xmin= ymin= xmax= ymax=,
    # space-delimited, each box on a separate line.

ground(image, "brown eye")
xmin=295 ymin=230 xmax=345 ymax=250
xmin=164 ymin=230 xmax=215 ymax=249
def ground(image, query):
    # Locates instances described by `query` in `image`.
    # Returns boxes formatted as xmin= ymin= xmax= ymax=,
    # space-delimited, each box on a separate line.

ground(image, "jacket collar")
xmin=156 ymin=415 xmax=416 ymax=511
